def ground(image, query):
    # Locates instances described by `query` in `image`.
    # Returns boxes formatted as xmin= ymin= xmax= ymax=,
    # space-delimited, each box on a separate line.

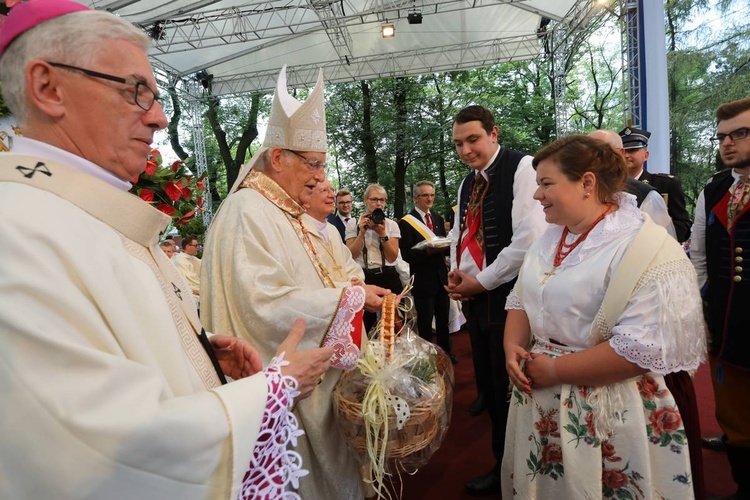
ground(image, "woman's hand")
xmin=525 ymin=353 xmax=560 ymax=389
xmin=505 ymin=344 xmax=531 ymax=394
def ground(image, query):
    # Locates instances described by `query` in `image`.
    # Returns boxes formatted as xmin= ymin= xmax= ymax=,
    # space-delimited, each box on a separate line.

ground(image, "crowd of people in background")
xmin=1 ymin=1 xmax=747 ymax=499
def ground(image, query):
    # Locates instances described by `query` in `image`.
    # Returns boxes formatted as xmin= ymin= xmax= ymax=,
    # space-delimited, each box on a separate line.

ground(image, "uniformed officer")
xmin=619 ymin=126 xmax=692 ymax=242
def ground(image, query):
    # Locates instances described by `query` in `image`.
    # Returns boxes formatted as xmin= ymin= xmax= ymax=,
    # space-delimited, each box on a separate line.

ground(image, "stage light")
xmin=381 ymin=23 xmax=395 ymax=38
xmin=195 ymin=70 xmax=213 ymax=90
xmin=407 ymin=12 xmax=422 ymax=24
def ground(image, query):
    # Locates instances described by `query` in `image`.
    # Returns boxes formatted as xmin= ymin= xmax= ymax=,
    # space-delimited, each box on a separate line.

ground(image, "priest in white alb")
xmin=0 ymin=2 xmax=334 ymax=498
xmin=201 ymin=66 xmax=391 ymax=499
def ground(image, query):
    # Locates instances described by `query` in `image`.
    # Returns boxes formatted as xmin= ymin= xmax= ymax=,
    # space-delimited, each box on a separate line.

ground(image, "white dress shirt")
xmin=449 ymin=147 xmax=547 ymax=290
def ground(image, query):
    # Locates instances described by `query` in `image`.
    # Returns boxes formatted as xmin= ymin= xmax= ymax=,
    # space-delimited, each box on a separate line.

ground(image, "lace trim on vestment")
xmin=239 ymin=353 xmax=306 ymax=500
xmin=322 ymin=286 xmax=366 ymax=370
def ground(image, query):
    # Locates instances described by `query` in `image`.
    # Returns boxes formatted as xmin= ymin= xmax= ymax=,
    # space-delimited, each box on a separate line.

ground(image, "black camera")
xmin=365 ymin=208 xmax=386 ymax=225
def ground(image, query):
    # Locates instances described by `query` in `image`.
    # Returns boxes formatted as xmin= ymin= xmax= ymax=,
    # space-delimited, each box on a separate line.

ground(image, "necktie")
xmin=459 ymin=173 xmax=489 ymax=269
xmin=344 ymin=217 xmax=350 ymax=223
xmin=425 ymin=212 xmax=434 ymax=231
xmin=728 ymin=174 xmax=750 ymax=233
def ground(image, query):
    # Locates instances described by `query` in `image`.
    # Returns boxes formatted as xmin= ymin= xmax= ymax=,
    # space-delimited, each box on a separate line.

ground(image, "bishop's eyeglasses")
xmin=47 ymin=62 xmax=161 ymax=112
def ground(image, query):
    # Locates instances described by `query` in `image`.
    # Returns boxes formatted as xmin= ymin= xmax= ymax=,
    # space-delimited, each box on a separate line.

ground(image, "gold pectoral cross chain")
xmin=540 ymin=268 xmax=556 ymax=285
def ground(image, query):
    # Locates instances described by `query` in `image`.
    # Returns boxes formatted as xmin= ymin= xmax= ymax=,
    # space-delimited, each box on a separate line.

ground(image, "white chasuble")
xmin=0 ymin=155 xmax=268 ymax=499
xmin=202 ymin=170 xmax=366 ymax=500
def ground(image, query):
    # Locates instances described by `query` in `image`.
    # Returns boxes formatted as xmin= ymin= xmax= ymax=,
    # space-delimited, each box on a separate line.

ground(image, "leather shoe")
xmin=448 ymin=353 xmax=458 ymax=364
xmin=468 ymin=394 xmax=485 ymax=416
xmin=702 ymin=434 xmax=726 ymax=451
xmin=464 ymin=470 xmax=500 ymax=495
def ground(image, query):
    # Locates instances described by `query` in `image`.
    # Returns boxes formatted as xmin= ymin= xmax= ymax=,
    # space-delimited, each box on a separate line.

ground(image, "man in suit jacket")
xmin=619 ymin=126 xmax=692 ymax=242
xmin=326 ymin=188 xmax=353 ymax=242
xmin=398 ymin=181 xmax=456 ymax=364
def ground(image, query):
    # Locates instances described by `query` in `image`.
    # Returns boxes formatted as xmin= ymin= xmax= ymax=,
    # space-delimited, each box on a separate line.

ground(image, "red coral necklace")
xmin=553 ymin=205 xmax=613 ymax=267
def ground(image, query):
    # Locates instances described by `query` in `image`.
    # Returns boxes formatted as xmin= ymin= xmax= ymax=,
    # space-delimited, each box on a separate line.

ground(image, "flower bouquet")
xmin=332 ymin=293 xmax=454 ymax=499
xmin=130 ymin=149 xmax=205 ymax=225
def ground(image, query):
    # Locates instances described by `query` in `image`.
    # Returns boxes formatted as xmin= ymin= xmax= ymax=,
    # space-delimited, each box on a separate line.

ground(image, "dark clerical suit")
xmin=398 ymin=209 xmax=451 ymax=355
xmin=326 ymin=213 xmax=349 ymax=242
xmin=638 ymin=170 xmax=692 ymax=243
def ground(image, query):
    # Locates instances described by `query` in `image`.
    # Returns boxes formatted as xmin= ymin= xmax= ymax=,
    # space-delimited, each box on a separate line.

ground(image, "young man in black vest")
xmin=446 ymin=105 xmax=546 ymax=495
xmin=692 ymin=97 xmax=750 ymax=500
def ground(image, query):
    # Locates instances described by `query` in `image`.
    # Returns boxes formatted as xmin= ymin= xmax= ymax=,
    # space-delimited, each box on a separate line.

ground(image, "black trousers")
xmin=413 ymin=286 xmax=451 ymax=354
xmin=465 ymin=295 xmax=509 ymax=467
xmin=362 ymin=267 xmax=403 ymax=335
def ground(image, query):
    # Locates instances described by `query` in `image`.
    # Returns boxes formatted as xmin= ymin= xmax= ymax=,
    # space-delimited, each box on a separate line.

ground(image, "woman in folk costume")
xmin=502 ymin=135 xmax=706 ymax=499
xmin=201 ymin=66 xmax=392 ymax=499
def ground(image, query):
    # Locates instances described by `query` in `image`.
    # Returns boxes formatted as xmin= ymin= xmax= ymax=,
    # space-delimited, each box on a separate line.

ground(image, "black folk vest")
xmin=458 ymin=147 xmax=527 ymax=325
xmin=703 ymin=169 xmax=750 ymax=370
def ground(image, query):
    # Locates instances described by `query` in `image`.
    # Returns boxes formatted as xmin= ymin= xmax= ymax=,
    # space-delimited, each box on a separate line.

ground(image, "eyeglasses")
xmin=284 ymin=149 xmax=326 ymax=171
xmin=417 ymin=193 xmax=435 ymax=198
xmin=48 ymin=62 xmax=161 ymax=112
xmin=368 ymin=197 xmax=387 ymax=203
xmin=338 ymin=200 xmax=353 ymax=205
xmin=710 ymin=127 xmax=750 ymax=145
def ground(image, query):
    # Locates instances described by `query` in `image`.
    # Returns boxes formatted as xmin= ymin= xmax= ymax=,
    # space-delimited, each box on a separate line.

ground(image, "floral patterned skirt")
xmin=501 ymin=342 xmax=695 ymax=499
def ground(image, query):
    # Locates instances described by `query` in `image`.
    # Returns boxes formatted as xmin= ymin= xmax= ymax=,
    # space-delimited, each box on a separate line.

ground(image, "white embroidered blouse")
xmin=506 ymin=193 xmax=705 ymax=374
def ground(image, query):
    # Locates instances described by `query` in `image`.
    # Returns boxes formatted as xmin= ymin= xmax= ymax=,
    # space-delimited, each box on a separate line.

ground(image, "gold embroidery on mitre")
xmin=262 ymin=65 xmax=327 ymax=154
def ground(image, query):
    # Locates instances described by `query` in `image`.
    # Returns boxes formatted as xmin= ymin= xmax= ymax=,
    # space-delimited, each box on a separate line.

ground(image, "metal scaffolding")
xmin=621 ymin=0 xmax=642 ymax=127
xmin=183 ymin=78 xmax=213 ymax=227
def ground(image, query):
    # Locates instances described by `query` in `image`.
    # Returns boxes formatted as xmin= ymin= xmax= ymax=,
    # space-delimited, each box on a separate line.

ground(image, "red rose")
xmin=170 ymin=160 xmax=183 ymax=172
xmin=196 ymin=176 xmax=206 ymax=190
xmin=649 ymin=407 xmax=682 ymax=436
xmin=164 ymin=181 xmax=182 ymax=201
xmin=196 ymin=196 xmax=204 ymax=208
xmin=138 ymin=188 xmax=154 ymax=202
xmin=602 ymin=469 xmax=629 ymax=489
xmin=180 ymin=186 xmax=192 ymax=200
xmin=534 ymin=417 xmax=559 ymax=437
xmin=601 ymin=441 xmax=622 ymax=462
xmin=157 ymin=204 xmax=175 ymax=216
xmin=541 ymin=443 xmax=562 ymax=464
xmin=638 ymin=376 xmax=668 ymax=400
xmin=145 ymin=159 xmax=158 ymax=176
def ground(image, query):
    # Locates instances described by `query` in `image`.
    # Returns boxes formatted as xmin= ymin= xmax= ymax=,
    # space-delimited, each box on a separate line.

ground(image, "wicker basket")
xmin=333 ymin=343 xmax=453 ymax=472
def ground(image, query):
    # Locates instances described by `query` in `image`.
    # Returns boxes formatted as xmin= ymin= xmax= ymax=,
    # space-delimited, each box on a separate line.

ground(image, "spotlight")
xmin=194 ymin=70 xmax=213 ymax=90
xmin=381 ymin=23 xmax=395 ymax=38
xmin=407 ymin=12 xmax=422 ymax=24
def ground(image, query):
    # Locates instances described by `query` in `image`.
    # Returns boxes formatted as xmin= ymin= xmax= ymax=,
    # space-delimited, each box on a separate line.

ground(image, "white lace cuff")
xmin=505 ymin=287 xmax=524 ymax=310
xmin=238 ymin=353 xmax=307 ymax=500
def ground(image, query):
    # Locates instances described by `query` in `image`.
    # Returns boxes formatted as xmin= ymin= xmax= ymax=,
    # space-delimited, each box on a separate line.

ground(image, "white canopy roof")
xmin=85 ymin=0 xmax=597 ymax=96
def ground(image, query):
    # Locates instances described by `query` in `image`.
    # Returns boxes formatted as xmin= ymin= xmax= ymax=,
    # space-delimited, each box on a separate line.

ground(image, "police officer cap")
xmin=619 ymin=127 xmax=651 ymax=150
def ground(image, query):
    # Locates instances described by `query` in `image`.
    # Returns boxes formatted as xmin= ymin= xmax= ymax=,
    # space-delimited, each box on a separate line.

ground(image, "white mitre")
xmin=229 ymin=65 xmax=327 ymax=193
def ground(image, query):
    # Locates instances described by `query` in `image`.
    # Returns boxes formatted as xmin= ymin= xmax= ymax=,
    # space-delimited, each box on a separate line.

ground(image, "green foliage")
xmin=162 ymin=0 xmax=750 ymax=228
xmin=175 ymin=217 xmax=206 ymax=239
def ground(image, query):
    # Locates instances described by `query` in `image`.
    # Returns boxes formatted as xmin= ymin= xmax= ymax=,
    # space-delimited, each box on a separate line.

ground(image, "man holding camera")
xmin=346 ymin=183 xmax=402 ymax=333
